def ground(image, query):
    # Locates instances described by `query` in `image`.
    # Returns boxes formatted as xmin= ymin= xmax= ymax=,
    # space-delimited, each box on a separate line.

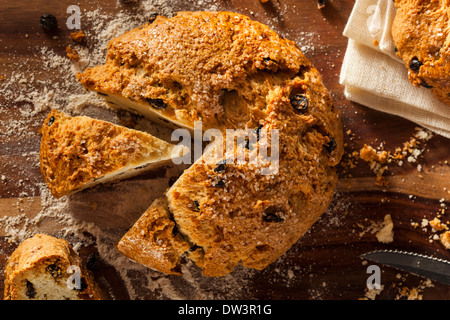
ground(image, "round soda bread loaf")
xmin=78 ymin=11 xmax=344 ymax=277
xmin=3 ymin=234 xmax=102 ymax=300
xmin=392 ymin=0 xmax=450 ymax=105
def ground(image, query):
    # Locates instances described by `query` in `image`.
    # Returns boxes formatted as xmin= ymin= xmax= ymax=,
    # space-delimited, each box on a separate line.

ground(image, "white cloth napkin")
xmin=339 ymin=0 xmax=450 ymax=139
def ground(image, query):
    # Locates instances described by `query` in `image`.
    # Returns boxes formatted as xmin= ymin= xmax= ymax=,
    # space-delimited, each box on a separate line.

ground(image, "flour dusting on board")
xmin=0 ymin=0 xmax=331 ymax=300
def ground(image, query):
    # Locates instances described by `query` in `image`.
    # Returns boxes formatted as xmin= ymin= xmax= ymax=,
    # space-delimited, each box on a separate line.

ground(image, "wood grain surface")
xmin=0 ymin=0 xmax=449 ymax=300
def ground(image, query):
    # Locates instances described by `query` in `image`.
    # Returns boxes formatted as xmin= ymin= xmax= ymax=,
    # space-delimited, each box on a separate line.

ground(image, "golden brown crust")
xmin=3 ymin=234 xmax=102 ymax=300
xmin=39 ymin=109 xmax=177 ymax=198
xmin=392 ymin=0 xmax=450 ymax=105
xmin=82 ymin=11 xmax=344 ymax=277
xmin=116 ymin=197 xmax=191 ymax=275
xmin=77 ymin=11 xmax=313 ymax=131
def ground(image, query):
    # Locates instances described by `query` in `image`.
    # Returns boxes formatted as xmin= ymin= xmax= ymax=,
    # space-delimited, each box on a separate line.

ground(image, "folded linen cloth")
xmin=339 ymin=0 xmax=450 ymax=139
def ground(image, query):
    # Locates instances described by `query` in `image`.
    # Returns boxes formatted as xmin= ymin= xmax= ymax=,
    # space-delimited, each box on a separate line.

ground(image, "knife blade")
xmin=360 ymin=250 xmax=450 ymax=286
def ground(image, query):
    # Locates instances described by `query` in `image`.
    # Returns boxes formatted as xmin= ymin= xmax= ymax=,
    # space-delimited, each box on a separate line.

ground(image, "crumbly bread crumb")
xmin=69 ymin=30 xmax=86 ymax=43
xmin=375 ymin=214 xmax=394 ymax=243
xmin=429 ymin=217 xmax=448 ymax=232
xmin=65 ymin=46 xmax=80 ymax=62
xmin=351 ymin=128 xmax=433 ymax=186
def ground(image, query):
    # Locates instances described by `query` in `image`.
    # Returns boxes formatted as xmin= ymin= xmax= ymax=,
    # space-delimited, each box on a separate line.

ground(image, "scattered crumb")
xmin=410 ymin=200 xmax=449 ymax=249
xmin=429 ymin=217 xmax=448 ymax=232
xmin=69 ymin=30 xmax=86 ymax=43
xmin=362 ymin=275 xmax=434 ymax=300
xmin=396 ymin=279 xmax=434 ymax=300
xmin=357 ymin=214 xmax=394 ymax=243
xmin=361 ymin=285 xmax=384 ymax=300
xmin=65 ymin=45 xmax=80 ymax=62
xmin=343 ymin=127 xmax=434 ymax=186
xmin=360 ymin=144 xmax=388 ymax=164
xmin=376 ymin=214 xmax=394 ymax=243
xmin=359 ymin=144 xmax=389 ymax=186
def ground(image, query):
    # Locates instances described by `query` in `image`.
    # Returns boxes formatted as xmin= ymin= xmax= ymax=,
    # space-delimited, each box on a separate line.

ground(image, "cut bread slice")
xmin=116 ymin=197 xmax=191 ymax=275
xmin=39 ymin=109 xmax=188 ymax=198
xmin=3 ymin=234 xmax=102 ymax=300
xmin=97 ymin=91 xmax=195 ymax=133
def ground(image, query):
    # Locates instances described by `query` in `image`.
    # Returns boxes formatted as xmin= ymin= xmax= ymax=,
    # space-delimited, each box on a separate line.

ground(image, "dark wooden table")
xmin=0 ymin=0 xmax=449 ymax=300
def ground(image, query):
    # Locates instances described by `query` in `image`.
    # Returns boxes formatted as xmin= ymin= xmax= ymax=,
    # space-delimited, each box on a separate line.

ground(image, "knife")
xmin=360 ymin=250 xmax=450 ymax=286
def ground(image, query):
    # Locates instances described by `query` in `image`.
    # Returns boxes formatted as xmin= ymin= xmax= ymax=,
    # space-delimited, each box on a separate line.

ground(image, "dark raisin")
xmin=26 ymin=280 xmax=36 ymax=299
xmin=189 ymin=244 xmax=201 ymax=252
xmin=255 ymin=125 xmax=263 ymax=142
xmin=46 ymin=264 xmax=62 ymax=278
xmin=47 ymin=115 xmax=55 ymax=126
xmin=134 ymin=164 xmax=149 ymax=170
xmin=409 ymin=57 xmax=423 ymax=73
xmin=262 ymin=57 xmax=278 ymax=70
xmin=192 ymin=200 xmax=200 ymax=212
xmin=317 ymin=0 xmax=326 ymax=9
xmin=290 ymin=94 xmax=309 ymax=112
xmin=262 ymin=207 xmax=284 ymax=223
xmin=243 ymin=138 xmax=250 ymax=150
xmin=214 ymin=160 xmax=228 ymax=173
xmin=146 ymin=98 xmax=167 ymax=109
xmin=324 ymin=137 xmax=337 ymax=152
xmin=243 ymin=126 xmax=263 ymax=149
xmin=39 ymin=14 xmax=57 ymax=31
xmin=148 ymin=13 xmax=159 ymax=24
xmin=420 ymin=80 xmax=433 ymax=89
xmin=213 ymin=180 xmax=225 ymax=187
xmin=394 ymin=46 xmax=398 ymax=53
xmin=263 ymin=212 xmax=283 ymax=222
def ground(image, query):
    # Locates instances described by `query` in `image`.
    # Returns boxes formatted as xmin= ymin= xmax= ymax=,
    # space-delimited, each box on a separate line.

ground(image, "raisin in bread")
xmin=3 ymin=234 xmax=102 ymax=300
xmin=392 ymin=0 xmax=450 ymax=105
xmin=40 ymin=109 xmax=187 ymax=198
xmin=79 ymin=11 xmax=344 ymax=277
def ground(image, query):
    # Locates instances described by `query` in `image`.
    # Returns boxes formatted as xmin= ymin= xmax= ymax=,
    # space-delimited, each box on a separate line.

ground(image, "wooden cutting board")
xmin=0 ymin=0 xmax=449 ymax=300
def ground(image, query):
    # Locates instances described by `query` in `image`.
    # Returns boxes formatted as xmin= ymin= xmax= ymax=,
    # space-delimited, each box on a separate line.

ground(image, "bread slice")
xmin=116 ymin=197 xmax=191 ymax=275
xmin=3 ymin=234 xmax=102 ymax=300
xmin=39 ymin=109 xmax=187 ymax=198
